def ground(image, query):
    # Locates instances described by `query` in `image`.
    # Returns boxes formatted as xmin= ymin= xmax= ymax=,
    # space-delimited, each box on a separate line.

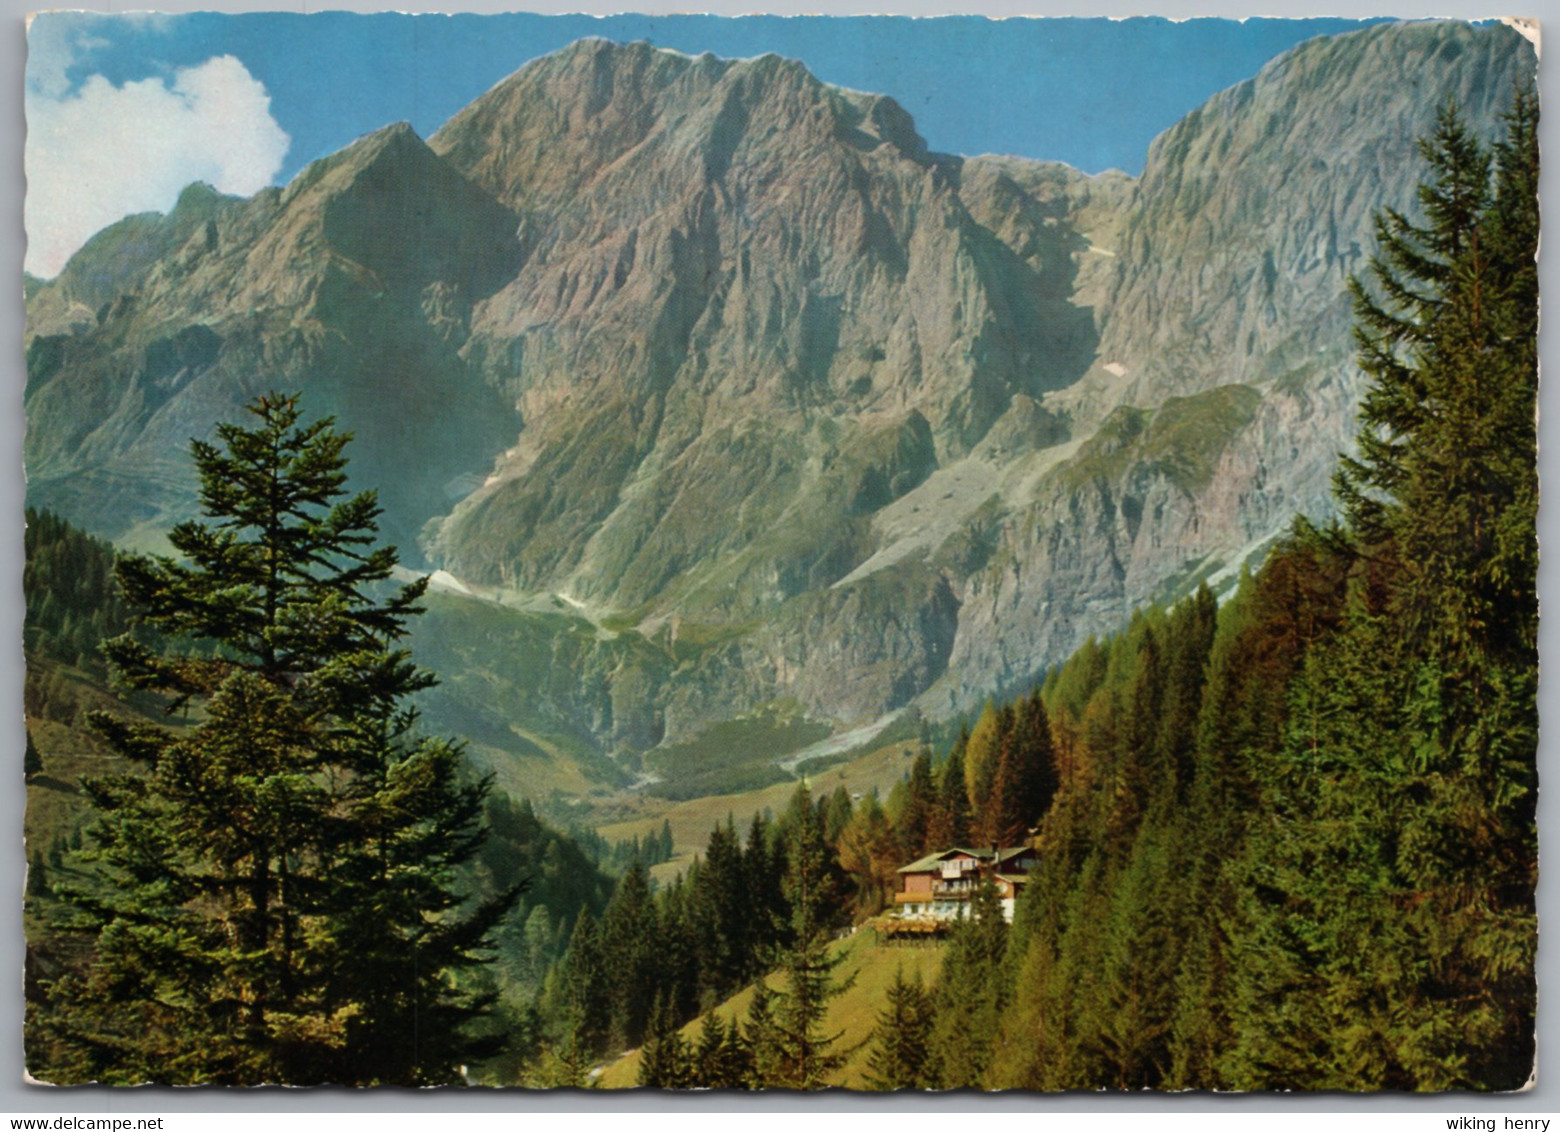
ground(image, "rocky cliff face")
xmin=423 ymin=41 xmax=1105 ymax=599
xmin=913 ymin=18 xmax=1537 ymax=712
xmin=24 ymin=22 xmax=1535 ymax=774
xmin=1090 ymin=21 xmax=1527 ymax=414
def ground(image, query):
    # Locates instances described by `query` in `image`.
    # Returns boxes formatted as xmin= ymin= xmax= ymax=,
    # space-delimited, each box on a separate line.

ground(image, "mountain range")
xmin=23 ymin=20 xmax=1536 ymax=788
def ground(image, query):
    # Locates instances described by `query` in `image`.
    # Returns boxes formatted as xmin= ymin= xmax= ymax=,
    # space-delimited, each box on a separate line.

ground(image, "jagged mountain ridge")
xmin=24 ymin=22 xmax=1535 ymax=768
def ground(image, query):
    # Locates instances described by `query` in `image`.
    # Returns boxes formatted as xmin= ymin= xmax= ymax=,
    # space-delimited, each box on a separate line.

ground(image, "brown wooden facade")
xmin=892 ymin=846 xmax=1039 ymax=923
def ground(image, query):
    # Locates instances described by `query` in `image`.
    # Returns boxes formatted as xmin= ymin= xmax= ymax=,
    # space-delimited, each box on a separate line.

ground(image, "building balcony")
xmin=932 ymin=880 xmax=977 ymax=897
xmin=896 ymin=882 xmax=977 ymax=903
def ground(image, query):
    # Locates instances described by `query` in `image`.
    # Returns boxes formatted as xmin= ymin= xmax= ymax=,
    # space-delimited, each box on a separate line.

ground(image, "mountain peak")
xmin=430 ymin=37 xmax=934 ymax=213
xmin=172 ymin=181 xmax=232 ymax=216
xmin=280 ymin=119 xmax=433 ymax=206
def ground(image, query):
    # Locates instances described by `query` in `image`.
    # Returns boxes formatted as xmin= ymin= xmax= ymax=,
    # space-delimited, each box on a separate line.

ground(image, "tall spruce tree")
xmin=598 ymin=858 xmax=659 ymax=1049
xmin=690 ymin=1011 xmax=747 ymax=1088
xmin=983 ymin=688 xmax=1059 ymax=846
xmin=1089 ymin=824 xmax=1177 ymax=1089
xmin=926 ymin=725 xmax=971 ymax=849
xmin=37 ymin=394 xmax=515 ymax=1085
xmin=760 ymin=782 xmax=855 ymax=1089
xmin=548 ymin=907 xmax=612 ymax=1067
xmin=863 ymin=966 xmax=937 ymax=1090
xmin=929 ymin=877 xmax=1009 ymax=1087
xmin=1222 ymin=95 xmax=1538 ymax=1091
xmin=742 ymin=979 xmax=783 ymax=1087
xmin=637 ymin=992 xmax=692 ymax=1088
xmin=24 ymin=728 xmax=42 ymax=780
xmin=691 ymin=819 xmax=749 ymax=1001
xmin=896 ymin=749 xmax=937 ymax=856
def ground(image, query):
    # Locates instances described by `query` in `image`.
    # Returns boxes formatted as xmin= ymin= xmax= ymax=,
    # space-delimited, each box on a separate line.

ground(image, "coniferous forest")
xmin=21 ymin=78 xmax=1537 ymax=1089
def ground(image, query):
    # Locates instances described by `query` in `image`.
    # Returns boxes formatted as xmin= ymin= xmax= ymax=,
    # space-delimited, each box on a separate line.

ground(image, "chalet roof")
xmin=896 ymin=849 xmax=963 ymax=874
xmin=896 ymin=845 xmax=1034 ymax=874
xmin=995 ymin=873 xmax=1031 ymax=885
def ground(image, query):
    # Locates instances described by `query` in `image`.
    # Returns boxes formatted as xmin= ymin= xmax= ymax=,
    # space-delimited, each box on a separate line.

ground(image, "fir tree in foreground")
xmin=31 ymin=393 xmax=518 ymax=1085
xmin=1222 ymin=92 xmax=1539 ymax=1091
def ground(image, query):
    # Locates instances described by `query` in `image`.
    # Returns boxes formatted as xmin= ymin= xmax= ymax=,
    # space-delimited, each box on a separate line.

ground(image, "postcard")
xmin=20 ymin=12 xmax=1539 ymax=1090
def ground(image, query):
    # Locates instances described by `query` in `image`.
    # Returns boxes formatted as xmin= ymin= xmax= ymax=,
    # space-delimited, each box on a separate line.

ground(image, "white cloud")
xmin=25 ymin=55 xmax=290 ymax=278
xmin=25 ymin=16 xmax=99 ymax=100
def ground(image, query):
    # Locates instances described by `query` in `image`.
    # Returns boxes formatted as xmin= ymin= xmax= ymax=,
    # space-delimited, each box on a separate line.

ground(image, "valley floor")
xmin=594 ymin=739 xmax=921 ymax=887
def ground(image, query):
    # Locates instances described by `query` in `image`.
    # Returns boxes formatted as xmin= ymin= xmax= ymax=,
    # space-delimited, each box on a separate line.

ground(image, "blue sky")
xmin=26 ymin=12 xmax=1391 ymax=276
